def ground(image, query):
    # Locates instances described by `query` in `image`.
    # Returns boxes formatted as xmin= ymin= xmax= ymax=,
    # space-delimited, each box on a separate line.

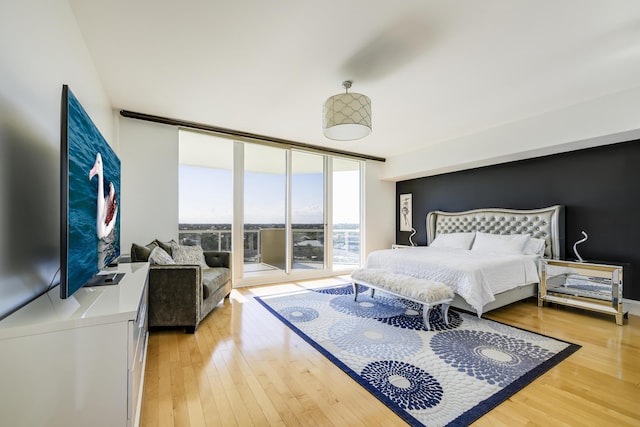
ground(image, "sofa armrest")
xmin=203 ymin=251 xmax=231 ymax=268
xmin=148 ymin=264 xmax=202 ymax=329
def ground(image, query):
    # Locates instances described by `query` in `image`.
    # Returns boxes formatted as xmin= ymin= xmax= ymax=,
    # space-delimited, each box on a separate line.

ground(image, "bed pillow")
xmin=429 ymin=232 xmax=476 ymax=250
xmin=148 ymin=246 xmax=176 ymax=265
xmin=471 ymin=232 xmax=530 ymax=254
xmin=523 ymin=237 xmax=546 ymax=256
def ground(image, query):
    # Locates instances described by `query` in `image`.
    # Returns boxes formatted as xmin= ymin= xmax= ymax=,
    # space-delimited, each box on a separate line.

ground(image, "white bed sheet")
xmin=364 ymin=247 xmax=540 ymax=316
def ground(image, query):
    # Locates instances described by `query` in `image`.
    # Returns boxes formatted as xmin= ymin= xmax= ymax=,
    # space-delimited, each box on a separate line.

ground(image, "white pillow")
xmin=430 ymin=232 xmax=476 ymax=250
xmin=148 ymin=246 xmax=176 ymax=265
xmin=471 ymin=232 xmax=530 ymax=254
xmin=171 ymin=243 xmax=208 ymax=268
xmin=523 ymin=237 xmax=546 ymax=256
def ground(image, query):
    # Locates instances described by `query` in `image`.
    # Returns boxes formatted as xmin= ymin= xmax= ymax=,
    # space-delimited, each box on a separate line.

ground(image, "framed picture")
xmin=400 ymin=193 xmax=412 ymax=231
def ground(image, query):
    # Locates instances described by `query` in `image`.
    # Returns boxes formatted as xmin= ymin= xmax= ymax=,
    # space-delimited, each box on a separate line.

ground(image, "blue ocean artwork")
xmin=65 ymin=88 xmax=120 ymax=296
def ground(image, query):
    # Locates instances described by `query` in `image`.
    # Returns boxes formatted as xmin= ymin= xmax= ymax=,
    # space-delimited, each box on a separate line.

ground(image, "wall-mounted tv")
xmin=60 ymin=85 xmax=123 ymax=299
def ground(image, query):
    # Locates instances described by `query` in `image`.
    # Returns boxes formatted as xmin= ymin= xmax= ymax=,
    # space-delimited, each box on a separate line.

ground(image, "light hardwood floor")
xmin=140 ymin=276 xmax=640 ymax=427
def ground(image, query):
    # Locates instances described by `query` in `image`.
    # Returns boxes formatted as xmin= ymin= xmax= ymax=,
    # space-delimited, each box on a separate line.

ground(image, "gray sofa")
xmin=131 ymin=240 xmax=232 ymax=333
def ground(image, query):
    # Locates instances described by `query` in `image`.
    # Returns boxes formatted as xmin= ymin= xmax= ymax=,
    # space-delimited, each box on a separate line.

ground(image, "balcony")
xmin=178 ymin=225 xmax=360 ymax=273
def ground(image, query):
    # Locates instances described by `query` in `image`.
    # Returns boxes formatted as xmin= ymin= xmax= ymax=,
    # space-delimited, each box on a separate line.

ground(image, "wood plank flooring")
xmin=140 ymin=277 xmax=640 ymax=426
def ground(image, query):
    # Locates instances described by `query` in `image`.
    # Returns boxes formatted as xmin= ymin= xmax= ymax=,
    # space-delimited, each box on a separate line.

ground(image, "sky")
xmin=179 ymin=166 xmax=360 ymax=225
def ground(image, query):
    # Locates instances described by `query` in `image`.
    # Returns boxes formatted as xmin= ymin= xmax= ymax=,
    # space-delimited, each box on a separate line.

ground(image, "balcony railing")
xmin=178 ymin=226 xmax=360 ymax=266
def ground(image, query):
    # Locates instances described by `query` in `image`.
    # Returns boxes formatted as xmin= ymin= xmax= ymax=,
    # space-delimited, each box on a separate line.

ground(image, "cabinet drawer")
xmin=128 ymin=283 xmax=148 ymax=369
xmin=128 ymin=280 xmax=149 ymax=425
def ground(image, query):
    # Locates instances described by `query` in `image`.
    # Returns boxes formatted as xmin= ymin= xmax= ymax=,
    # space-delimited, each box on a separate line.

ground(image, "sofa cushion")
xmin=204 ymin=251 xmax=230 ymax=268
xmin=131 ymin=241 xmax=158 ymax=262
xmin=202 ymin=267 xmax=230 ymax=300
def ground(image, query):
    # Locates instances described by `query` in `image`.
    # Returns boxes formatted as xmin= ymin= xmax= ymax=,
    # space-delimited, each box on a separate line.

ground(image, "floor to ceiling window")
xmin=332 ymin=157 xmax=361 ymax=270
xmin=178 ymin=131 xmax=233 ymax=251
xmin=178 ymin=130 xmax=362 ymax=283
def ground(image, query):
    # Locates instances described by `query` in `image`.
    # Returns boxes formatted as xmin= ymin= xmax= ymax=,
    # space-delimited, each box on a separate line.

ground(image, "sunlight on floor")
xmin=248 ymin=283 xmax=308 ymax=297
xmin=239 ymin=274 xmax=353 ymax=298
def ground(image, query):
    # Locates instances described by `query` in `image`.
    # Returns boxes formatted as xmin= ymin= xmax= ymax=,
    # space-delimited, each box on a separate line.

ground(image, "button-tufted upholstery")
xmin=426 ymin=205 xmax=565 ymax=259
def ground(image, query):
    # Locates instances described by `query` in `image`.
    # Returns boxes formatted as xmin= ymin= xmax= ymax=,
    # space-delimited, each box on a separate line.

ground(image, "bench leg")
xmin=441 ymin=303 xmax=451 ymax=326
xmin=353 ymin=283 xmax=376 ymax=301
xmin=422 ymin=304 xmax=432 ymax=331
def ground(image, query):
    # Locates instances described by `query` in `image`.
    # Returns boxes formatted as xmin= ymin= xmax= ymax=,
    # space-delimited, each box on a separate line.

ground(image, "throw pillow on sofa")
xmin=154 ymin=239 xmax=176 ymax=256
xmin=130 ymin=241 xmax=158 ymax=262
xmin=170 ymin=242 xmax=209 ymax=268
xmin=148 ymin=246 xmax=176 ymax=265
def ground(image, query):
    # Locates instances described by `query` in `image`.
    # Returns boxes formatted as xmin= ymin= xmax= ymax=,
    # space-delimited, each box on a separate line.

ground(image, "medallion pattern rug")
xmin=255 ymin=284 xmax=580 ymax=427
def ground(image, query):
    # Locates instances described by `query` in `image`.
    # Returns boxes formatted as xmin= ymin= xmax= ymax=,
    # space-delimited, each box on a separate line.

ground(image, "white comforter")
xmin=365 ymin=247 xmax=540 ymax=316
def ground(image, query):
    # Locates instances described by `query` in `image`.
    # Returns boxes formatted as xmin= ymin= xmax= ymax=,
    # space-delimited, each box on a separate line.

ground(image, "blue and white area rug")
xmin=255 ymin=284 xmax=580 ymax=427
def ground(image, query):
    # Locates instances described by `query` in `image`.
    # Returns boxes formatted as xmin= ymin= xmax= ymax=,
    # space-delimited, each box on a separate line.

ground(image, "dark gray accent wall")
xmin=396 ymin=139 xmax=639 ymax=301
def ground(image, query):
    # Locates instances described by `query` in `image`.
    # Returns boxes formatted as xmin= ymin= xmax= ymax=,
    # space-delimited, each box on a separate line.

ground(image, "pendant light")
xmin=322 ymin=81 xmax=371 ymax=141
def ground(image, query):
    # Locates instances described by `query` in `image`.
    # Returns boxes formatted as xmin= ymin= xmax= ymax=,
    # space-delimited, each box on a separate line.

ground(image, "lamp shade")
xmin=323 ymin=82 xmax=371 ymax=141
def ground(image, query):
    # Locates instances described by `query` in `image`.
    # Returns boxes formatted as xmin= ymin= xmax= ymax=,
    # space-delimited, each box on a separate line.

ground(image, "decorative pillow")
xmin=154 ymin=239 xmax=176 ymax=256
xmin=523 ymin=237 xmax=546 ymax=256
xmin=471 ymin=232 xmax=530 ymax=254
xmin=148 ymin=246 xmax=176 ymax=265
xmin=130 ymin=241 xmax=158 ymax=262
xmin=171 ymin=243 xmax=208 ymax=268
xmin=430 ymin=232 xmax=476 ymax=250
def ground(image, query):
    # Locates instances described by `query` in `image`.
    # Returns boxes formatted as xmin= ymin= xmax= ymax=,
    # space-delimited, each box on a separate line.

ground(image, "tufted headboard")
xmin=426 ymin=205 xmax=565 ymax=259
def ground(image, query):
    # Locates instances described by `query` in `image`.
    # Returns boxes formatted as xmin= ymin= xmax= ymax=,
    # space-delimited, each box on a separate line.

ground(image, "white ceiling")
xmin=69 ymin=0 xmax=640 ymax=161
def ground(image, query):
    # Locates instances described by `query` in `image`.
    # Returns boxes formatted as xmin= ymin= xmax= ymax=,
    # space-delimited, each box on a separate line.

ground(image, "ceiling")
xmin=68 ymin=0 xmax=640 ymax=161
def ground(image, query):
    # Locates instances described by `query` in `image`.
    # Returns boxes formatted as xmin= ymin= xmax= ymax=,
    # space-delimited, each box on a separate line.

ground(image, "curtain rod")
xmin=119 ymin=110 xmax=386 ymax=162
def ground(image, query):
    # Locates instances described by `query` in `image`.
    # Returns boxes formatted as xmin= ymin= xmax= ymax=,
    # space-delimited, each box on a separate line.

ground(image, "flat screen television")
xmin=60 ymin=85 xmax=123 ymax=299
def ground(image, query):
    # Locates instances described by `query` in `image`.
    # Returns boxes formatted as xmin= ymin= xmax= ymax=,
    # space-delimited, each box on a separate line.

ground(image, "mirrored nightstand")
xmin=538 ymin=259 xmax=626 ymax=325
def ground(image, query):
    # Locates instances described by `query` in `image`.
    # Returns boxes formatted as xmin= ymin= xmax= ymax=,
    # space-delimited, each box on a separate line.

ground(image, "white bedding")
xmin=364 ymin=247 xmax=540 ymax=316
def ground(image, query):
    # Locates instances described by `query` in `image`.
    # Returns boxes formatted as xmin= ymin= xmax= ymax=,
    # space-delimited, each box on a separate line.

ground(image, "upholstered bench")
xmin=351 ymin=268 xmax=454 ymax=331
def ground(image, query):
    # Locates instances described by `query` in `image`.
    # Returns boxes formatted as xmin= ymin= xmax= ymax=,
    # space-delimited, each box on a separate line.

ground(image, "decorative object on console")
xmin=573 ymin=230 xmax=588 ymax=262
xmin=399 ymin=193 xmax=412 ymax=232
xmin=323 ymin=80 xmax=371 ymax=141
xmin=409 ymin=227 xmax=417 ymax=246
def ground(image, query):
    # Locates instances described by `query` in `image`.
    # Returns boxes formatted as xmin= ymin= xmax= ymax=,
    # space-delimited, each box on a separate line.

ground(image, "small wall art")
xmin=400 ymin=193 xmax=412 ymax=231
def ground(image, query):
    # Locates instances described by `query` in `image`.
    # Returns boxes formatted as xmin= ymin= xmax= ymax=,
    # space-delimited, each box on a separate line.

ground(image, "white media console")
xmin=0 ymin=262 xmax=149 ymax=427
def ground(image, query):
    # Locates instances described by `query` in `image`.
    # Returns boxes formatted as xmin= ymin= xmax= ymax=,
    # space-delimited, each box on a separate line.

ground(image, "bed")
xmin=364 ymin=205 xmax=565 ymax=316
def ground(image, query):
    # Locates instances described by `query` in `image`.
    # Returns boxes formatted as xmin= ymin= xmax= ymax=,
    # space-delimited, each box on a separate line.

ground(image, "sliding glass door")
xmin=243 ymin=143 xmax=287 ymax=275
xmin=291 ymin=151 xmax=325 ymax=271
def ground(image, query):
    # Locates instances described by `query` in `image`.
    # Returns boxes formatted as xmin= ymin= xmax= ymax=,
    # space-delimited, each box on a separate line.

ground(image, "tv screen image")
xmin=61 ymin=85 xmax=121 ymax=299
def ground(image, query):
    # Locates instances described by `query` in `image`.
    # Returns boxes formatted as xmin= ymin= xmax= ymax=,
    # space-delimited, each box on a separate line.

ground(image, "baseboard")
xmin=623 ymin=298 xmax=640 ymax=316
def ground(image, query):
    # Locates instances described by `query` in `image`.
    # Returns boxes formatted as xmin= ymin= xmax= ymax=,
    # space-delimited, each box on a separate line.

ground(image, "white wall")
xmin=0 ymin=0 xmax=112 ymax=316
xmin=383 ymin=86 xmax=640 ymax=181
xmin=0 ymin=0 xmax=113 ymax=148
xmin=364 ymin=160 xmax=395 ymax=254
xmin=118 ymin=117 xmax=179 ymax=252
